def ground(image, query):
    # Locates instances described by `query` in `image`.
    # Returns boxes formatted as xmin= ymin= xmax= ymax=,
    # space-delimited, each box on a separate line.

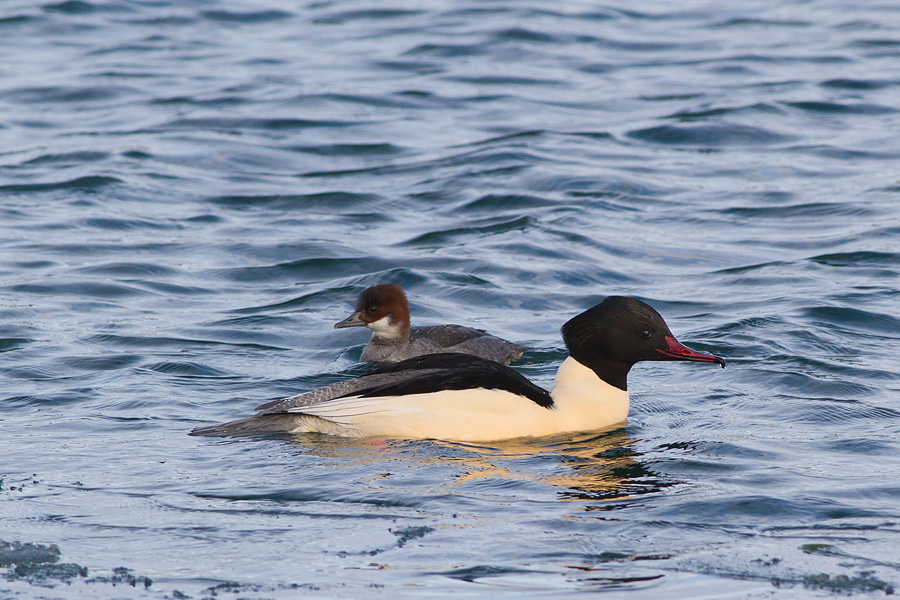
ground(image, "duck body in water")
xmin=191 ymin=296 xmax=725 ymax=442
xmin=334 ymin=284 xmax=528 ymax=364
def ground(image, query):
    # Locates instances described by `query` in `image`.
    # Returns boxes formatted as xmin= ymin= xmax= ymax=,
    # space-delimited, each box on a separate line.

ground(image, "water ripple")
xmin=628 ymin=123 xmax=794 ymax=147
xmin=3 ymin=0 xmax=900 ymax=597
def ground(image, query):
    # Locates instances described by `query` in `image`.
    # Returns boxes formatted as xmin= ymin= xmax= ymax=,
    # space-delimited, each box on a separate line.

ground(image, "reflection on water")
xmin=276 ymin=428 xmax=678 ymax=507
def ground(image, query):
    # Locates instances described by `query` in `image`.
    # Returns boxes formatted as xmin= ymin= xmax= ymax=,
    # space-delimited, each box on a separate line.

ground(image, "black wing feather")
xmin=343 ymin=353 xmax=553 ymax=408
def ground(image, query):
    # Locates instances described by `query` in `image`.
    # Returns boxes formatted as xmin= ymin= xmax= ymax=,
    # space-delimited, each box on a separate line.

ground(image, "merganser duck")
xmin=191 ymin=296 xmax=725 ymax=442
xmin=334 ymin=284 xmax=528 ymax=364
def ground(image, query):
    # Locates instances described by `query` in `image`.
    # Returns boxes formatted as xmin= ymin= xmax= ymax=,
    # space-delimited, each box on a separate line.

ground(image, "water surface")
xmin=2 ymin=0 xmax=900 ymax=597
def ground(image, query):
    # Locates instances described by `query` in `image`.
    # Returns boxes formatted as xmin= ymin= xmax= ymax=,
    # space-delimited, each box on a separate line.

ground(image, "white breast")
xmin=547 ymin=357 xmax=630 ymax=433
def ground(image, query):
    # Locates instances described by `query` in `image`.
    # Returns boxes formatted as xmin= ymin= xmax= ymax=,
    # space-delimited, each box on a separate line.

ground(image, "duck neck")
xmin=368 ymin=315 xmax=410 ymax=345
xmin=549 ymin=357 xmax=630 ymax=424
xmin=564 ymin=344 xmax=632 ymax=391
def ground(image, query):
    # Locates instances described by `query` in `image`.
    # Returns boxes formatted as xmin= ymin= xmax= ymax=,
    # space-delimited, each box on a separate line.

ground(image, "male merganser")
xmin=334 ymin=284 xmax=528 ymax=364
xmin=191 ymin=296 xmax=725 ymax=442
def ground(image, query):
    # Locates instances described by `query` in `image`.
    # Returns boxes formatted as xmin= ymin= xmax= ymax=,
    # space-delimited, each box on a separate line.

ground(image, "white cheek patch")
xmin=367 ymin=316 xmax=402 ymax=339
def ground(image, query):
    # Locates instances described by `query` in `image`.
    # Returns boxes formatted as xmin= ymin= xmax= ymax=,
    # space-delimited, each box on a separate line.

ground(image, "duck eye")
xmin=367 ymin=305 xmax=378 ymax=314
xmin=639 ymin=329 xmax=652 ymax=339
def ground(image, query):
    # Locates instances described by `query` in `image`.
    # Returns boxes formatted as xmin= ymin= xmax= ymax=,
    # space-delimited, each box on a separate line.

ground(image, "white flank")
xmin=286 ymin=357 xmax=629 ymax=442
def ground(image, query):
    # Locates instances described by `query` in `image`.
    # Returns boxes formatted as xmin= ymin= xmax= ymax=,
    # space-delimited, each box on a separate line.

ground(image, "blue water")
xmin=2 ymin=0 xmax=900 ymax=597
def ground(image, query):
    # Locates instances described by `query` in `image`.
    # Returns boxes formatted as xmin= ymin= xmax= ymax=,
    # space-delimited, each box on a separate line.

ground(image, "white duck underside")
xmin=283 ymin=357 xmax=630 ymax=442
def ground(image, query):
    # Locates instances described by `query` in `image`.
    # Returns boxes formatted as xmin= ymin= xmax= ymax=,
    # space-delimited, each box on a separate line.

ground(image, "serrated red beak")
xmin=656 ymin=335 xmax=725 ymax=367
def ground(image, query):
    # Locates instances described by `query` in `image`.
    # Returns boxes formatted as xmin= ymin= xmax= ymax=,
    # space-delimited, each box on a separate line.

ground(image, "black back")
xmin=341 ymin=353 xmax=554 ymax=408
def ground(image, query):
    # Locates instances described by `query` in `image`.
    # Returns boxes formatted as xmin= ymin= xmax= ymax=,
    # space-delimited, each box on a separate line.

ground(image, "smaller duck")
xmin=334 ymin=284 xmax=528 ymax=365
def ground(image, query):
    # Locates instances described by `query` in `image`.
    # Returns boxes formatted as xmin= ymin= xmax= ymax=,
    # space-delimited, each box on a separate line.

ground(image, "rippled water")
xmin=2 ymin=0 xmax=900 ymax=597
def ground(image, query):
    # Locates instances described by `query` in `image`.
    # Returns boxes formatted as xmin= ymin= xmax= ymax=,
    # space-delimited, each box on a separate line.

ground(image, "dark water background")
xmin=2 ymin=0 xmax=900 ymax=597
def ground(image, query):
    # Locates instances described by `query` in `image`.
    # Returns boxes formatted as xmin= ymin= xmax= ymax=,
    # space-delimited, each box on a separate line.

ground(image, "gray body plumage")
xmin=360 ymin=324 xmax=528 ymax=364
xmin=190 ymin=367 xmax=447 ymax=437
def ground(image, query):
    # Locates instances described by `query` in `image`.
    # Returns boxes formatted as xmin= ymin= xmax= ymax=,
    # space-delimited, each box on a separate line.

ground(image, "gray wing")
xmin=253 ymin=369 xmax=447 ymax=414
xmin=410 ymin=325 xmax=488 ymax=347
xmin=410 ymin=325 xmax=528 ymax=363
xmin=449 ymin=337 xmax=529 ymax=364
